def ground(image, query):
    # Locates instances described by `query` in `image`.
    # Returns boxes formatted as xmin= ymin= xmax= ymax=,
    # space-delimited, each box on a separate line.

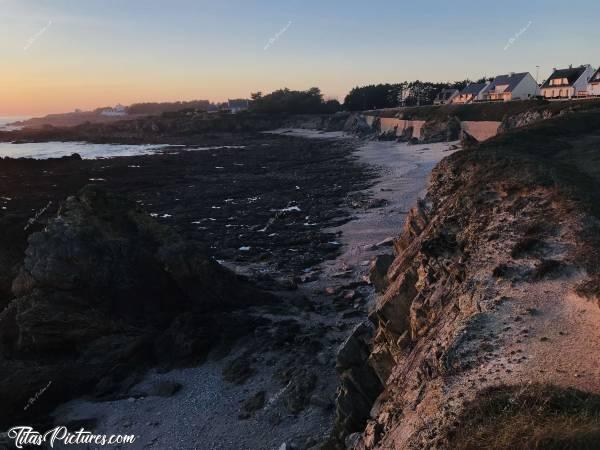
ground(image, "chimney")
xmin=552 ymin=68 xmax=557 ymax=72
xmin=569 ymin=64 xmax=573 ymax=69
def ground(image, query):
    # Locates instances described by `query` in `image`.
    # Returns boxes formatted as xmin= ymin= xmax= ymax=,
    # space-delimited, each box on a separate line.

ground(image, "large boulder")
xmin=0 ymin=185 xmax=272 ymax=428
xmin=344 ymin=114 xmax=374 ymax=137
xmin=421 ymin=116 xmax=461 ymax=143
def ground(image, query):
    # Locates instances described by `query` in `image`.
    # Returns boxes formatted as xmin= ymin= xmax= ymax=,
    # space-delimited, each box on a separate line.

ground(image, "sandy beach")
xmin=49 ymin=133 xmax=458 ymax=450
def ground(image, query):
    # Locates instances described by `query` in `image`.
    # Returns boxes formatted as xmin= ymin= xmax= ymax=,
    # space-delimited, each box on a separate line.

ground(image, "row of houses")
xmin=434 ymin=64 xmax=600 ymax=105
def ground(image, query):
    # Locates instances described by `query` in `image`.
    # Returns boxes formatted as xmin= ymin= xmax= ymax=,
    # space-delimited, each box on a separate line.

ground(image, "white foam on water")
xmin=0 ymin=141 xmax=173 ymax=160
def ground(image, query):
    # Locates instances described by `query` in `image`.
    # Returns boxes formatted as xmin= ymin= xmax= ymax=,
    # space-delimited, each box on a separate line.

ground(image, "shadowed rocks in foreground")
xmin=0 ymin=185 xmax=273 ymax=428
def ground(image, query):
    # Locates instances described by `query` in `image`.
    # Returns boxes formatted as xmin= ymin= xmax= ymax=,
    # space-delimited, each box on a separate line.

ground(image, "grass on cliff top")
xmin=368 ymin=98 xmax=600 ymax=122
xmin=451 ymin=107 xmax=600 ymax=283
xmin=448 ymin=384 xmax=600 ymax=450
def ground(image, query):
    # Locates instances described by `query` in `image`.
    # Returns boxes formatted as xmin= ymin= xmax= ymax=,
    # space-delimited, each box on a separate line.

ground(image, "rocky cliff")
xmin=333 ymin=108 xmax=600 ymax=449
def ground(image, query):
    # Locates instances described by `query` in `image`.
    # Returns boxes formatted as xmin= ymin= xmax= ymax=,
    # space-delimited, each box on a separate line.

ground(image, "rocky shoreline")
xmin=0 ymin=122 xmax=457 ymax=449
xmin=337 ymin=108 xmax=600 ymax=449
xmin=1 ymin=104 xmax=599 ymax=449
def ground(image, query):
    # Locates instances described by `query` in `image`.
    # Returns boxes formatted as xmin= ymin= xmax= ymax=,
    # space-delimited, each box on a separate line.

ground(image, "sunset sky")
xmin=2 ymin=0 xmax=600 ymax=116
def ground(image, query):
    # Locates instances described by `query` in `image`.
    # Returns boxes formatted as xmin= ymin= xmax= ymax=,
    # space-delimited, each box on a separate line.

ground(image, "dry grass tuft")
xmin=448 ymin=384 xmax=600 ymax=450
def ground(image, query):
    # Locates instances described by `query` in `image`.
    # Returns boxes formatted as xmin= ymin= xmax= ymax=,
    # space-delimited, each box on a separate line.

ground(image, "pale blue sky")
xmin=2 ymin=0 xmax=599 ymax=115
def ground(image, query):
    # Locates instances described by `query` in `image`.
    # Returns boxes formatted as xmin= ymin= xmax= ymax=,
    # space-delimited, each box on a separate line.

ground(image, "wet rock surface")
xmin=0 ymin=127 xmax=458 ymax=448
xmin=0 ymin=131 xmax=380 ymax=446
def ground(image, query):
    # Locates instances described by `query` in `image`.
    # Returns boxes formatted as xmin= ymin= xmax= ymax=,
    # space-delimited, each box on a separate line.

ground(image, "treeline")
xmin=344 ymin=80 xmax=469 ymax=111
xmin=245 ymin=80 xmax=472 ymax=115
xmin=126 ymin=100 xmax=212 ymax=115
xmin=249 ymin=88 xmax=341 ymax=114
xmin=116 ymin=79 xmax=478 ymax=118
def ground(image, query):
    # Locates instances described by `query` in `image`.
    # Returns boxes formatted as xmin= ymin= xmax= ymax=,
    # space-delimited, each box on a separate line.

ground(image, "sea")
xmin=0 ymin=116 xmax=173 ymax=159
xmin=0 ymin=116 xmax=27 ymax=131
xmin=0 ymin=117 xmax=248 ymax=159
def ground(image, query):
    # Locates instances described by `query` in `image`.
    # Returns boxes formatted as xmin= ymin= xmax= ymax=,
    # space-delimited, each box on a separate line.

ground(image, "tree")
xmin=344 ymin=84 xmax=403 ymax=111
xmin=249 ymin=87 xmax=339 ymax=114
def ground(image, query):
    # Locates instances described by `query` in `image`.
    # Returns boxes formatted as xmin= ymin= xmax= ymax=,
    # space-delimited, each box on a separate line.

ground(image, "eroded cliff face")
xmin=333 ymin=110 xmax=600 ymax=449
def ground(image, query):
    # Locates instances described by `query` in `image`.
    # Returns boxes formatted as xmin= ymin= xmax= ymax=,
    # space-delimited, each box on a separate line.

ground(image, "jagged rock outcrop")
xmin=337 ymin=110 xmax=600 ymax=449
xmin=459 ymin=130 xmax=479 ymax=149
xmin=331 ymin=322 xmax=384 ymax=448
xmin=0 ymin=185 xmax=273 ymax=428
xmin=420 ymin=116 xmax=461 ymax=143
xmin=368 ymin=254 xmax=395 ymax=293
xmin=342 ymin=114 xmax=375 ymax=137
xmin=498 ymin=108 xmax=554 ymax=133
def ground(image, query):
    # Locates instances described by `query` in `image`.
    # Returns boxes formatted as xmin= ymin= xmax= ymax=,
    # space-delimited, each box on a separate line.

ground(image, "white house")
xmin=540 ymin=65 xmax=595 ymax=99
xmin=483 ymin=72 xmax=539 ymax=102
xmin=587 ymin=67 xmax=600 ymax=96
xmin=227 ymin=99 xmax=250 ymax=114
xmin=452 ymin=82 xmax=490 ymax=104
xmin=434 ymin=88 xmax=459 ymax=105
xmin=100 ymin=104 xmax=127 ymax=117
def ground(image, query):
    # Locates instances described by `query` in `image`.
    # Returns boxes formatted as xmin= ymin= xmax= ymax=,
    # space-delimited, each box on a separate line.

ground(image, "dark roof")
xmin=228 ymin=99 xmax=250 ymax=108
xmin=487 ymin=72 xmax=530 ymax=93
xmin=590 ymin=67 xmax=600 ymax=83
xmin=541 ymin=66 xmax=587 ymax=88
xmin=435 ymin=89 xmax=459 ymax=100
xmin=459 ymin=82 xmax=488 ymax=95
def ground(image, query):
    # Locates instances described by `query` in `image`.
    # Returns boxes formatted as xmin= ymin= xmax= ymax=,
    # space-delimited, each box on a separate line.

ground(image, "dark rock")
xmin=369 ymin=254 xmax=394 ymax=293
xmin=283 ymin=370 xmax=317 ymax=414
xmin=460 ymin=130 xmax=479 ymax=149
xmin=147 ymin=380 xmax=182 ymax=397
xmin=222 ymin=354 xmax=255 ymax=384
xmin=241 ymin=390 xmax=266 ymax=417
xmin=331 ymin=322 xmax=383 ymax=445
xmin=421 ymin=116 xmax=461 ymax=143
xmin=0 ymin=186 xmax=272 ymax=428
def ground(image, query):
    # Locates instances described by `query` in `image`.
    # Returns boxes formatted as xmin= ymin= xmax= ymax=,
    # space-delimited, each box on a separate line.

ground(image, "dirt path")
xmin=51 ymin=134 xmax=458 ymax=450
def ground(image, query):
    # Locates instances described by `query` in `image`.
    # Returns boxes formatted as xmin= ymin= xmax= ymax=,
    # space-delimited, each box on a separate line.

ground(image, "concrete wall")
xmin=461 ymin=121 xmax=501 ymax=142
xmin=380 ymin=118 xmax=426 ymax=139
xmin=365 ymin=115 xmax=501 ymax=142
xmin=365 ymin=116 xmax=427 ymax=139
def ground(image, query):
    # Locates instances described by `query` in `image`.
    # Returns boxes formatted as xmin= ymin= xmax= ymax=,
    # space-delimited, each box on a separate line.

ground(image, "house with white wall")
xmin=434 ymin=88 xmax=459 ymax=105
xmin=483 ymin=72 xmax=539 ymax=102
xmin=100 ymin=104 xmax=127 ymax=117
xmin=452 ymin=82 xmax=490 ymax=104
xmin=540 ymin=65 xmax=595 ymax=99
xmin=587 ymin=67 xmax=600 ymax=96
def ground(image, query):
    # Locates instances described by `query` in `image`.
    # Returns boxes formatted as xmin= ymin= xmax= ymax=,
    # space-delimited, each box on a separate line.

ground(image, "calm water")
xmin=0 ymin=141 xmax=179 ymax=160
xmin=0 ymin=141 xmax=246 ymax=160
xmin=0 ymin=117 xmax=248 ymax=159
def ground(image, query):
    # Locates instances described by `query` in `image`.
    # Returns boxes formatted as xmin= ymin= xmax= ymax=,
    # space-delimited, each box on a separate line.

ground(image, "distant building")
xmin=100 ymin=104 xmax=127 ymax=117
xmin=589 ymin=67 xmax=600 ymax=96
xmin=452 ymin=82 xmax=490 ymax=104
xmin=433 ymin=88 xmax=459 ymax=105
xmin=397 ymin=87 xmax=413 ymax=106
xmin=483 ymin=72 xmax=539 ymax=102
xmin=227 ymin=99 xmax=250 ymax=114
xmin=540 ymin=65 xmax=595 ymax=99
